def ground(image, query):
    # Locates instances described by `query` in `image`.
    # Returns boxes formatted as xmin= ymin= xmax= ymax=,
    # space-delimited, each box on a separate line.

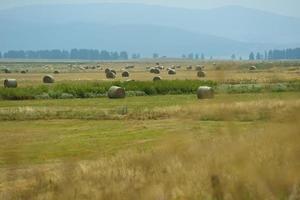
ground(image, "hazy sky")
xmin=0 ymin=0 xmax=299 ymax=18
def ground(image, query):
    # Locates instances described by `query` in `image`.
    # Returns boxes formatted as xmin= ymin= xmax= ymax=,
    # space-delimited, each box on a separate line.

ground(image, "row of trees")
xmin=249 ymin=48 xmax=300 ymax=60
xmin=153 ymin=53 xmax=206 ymax=60
xmin=1 ymin=48 xmax=299 ymax=60
xmin=0 ymin=49 xmax=130 ymax=60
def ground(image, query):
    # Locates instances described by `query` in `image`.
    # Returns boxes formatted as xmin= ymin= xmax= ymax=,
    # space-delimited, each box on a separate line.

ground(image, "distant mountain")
xmin=0 ymin=3 xmax=299 ymax=57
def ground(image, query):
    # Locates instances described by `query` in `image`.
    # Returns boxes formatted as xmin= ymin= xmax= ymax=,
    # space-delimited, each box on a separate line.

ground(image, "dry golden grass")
xmin=1 ymin=60 xmax=300 ymax=199
xmin=1 ymin=70 xmax=299 ymax=87
xmin=0 ymin=119 xmax=299 ymax=200
xmin=0 ymin=93 xmax=300 ymax=199
xmin=1 ymin=60 xmax=300 ymax=86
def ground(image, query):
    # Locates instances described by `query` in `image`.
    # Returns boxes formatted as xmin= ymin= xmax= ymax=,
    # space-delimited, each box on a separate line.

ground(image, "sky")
xmin=0 ymin=0 xmax=299 ymax=18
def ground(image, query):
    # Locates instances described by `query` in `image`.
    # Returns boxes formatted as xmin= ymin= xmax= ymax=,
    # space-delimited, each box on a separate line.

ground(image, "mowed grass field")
xmin=0 ymin=60 xmax=300 ymax=199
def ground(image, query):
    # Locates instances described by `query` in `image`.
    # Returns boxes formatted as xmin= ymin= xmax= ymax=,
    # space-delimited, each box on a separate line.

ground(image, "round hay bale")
xmin=20 ymin=70 xmax=27 ymax=74
xmin=150 ymin=67 xmax=156 ymax=73
xmin=105 ymin=68 xmax=111 ymax=74
xmin=4 ymin=79 xmax=17 ymax=88
xmin=106 ymin=71 xmax=116 ymax=79
xmin=195 ymin=65 xmax=204 ymax=71
xmin=125 ymin=65 xmax=135 ymax=69
xmin=4 ymin=68 xmax=11 ymax=74
xmin=43 ymin=75 xmax=55 ymax=83
xmin=249 ymin=66 xmax=257 ymax=71
xmin=108 ymin=86 xmax=125 ymax=99
xmin=125 ymin=79 xmax=135 ymax=82
xmin=54 ymin=70 xmax=60 ymax=74
xmin=150 ymin=67 xmax=160 ymax=74
xmin=197 ymin=86 xmax=214 ymax=99
xmin=153 ymin=68 xmax=160 ymax=74
xmin=176 ymin=65 xmax=181 ymax=69
xmin=110 ymin=69 xmax=117 ymax=75
xmin=197 ymin=71 xmax=206 ymax=78
xmin=157 ymin=66 xmax=164 ymax=70
xmin=122 ymin=71 xmax=130 ymax=77
xmin=186 ymin=66 xmax=193 ymax=70
xmin=153 ymin=76 xmax=162 ymax=81
xmin=168 ymin=69 xmax=176 ymax=75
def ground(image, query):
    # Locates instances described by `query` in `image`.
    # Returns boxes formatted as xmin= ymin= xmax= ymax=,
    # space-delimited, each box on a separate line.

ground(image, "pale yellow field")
xmin=1 ymin=61 xmax=300 ymax=86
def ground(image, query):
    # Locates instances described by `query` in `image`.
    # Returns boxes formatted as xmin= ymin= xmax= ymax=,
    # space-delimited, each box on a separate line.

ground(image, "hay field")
xmin=0 ymin=60 xmax=300 ymax=199
xmin=1 ymin=61 xmax=300 ymax=87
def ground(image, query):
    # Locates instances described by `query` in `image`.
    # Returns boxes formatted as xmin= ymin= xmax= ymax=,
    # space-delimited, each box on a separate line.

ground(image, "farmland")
xmin=0 ymin=60 xmax=300 ymax=199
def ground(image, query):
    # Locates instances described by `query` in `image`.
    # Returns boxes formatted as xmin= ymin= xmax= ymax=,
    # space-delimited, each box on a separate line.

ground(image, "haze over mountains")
xmin=1 ymin=3 xmax=300 ymax=57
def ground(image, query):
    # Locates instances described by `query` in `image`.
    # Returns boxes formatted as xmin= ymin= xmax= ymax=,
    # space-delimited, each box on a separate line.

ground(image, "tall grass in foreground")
xmin=0 ymin=113 xmax=299 ymax=199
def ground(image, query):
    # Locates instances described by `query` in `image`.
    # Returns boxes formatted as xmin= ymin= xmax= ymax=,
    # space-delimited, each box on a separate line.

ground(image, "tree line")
xmin=153 ymin=53 xmax=206 ymax=60
xmin=249 ymin=48 xmax=300 ymax=60
xmin=0 ymin=49 xmax=130 ymax=60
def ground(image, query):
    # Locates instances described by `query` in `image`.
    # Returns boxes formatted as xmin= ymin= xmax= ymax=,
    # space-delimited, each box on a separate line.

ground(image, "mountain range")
xmin=0 ymin=3 xmax=300 ymax=57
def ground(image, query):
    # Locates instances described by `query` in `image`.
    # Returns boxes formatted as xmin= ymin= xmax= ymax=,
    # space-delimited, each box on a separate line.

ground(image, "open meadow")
xmin=0 ymin=60 xmax=300 ymax=199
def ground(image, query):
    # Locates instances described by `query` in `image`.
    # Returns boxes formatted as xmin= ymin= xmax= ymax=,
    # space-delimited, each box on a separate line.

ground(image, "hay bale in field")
xmin=157 ymin=66 xmax=164 ymax=70
xmin=125 ymin=79 xmax=135 ymax=82
xmin=168 ymin=69 xmax=176 ymax=75
xmin=110 ymin=69 xmax=117 ymax=75
xmin=186 ymin=66 xmax=193 ymax=70
xmin=20 ymin=70 xmax=27 ymax=74
xmin=249 ymin=66 xmax=257 ymax=71
xmin=4 ymin=68 xmax=11 ymax=73
xmin=153 ymin=76 xmax=162 ymax=81
xmin=125 ymin=65 xmax=135 ymax=69
xmin=197 ymin=86 xmax=214 ymax=99
xmin=4 ymin=79 xmax=17 ymax=88
xmin=154 ymin=68 xmax=160 ymax=74
xmin=197 ymin=71 xmax=206 ymax=78
xmin=195 ymin=65 xmax=204 ymax=71
xmin=122 ymin=71 xmax=130 ymax=77
xmin=150 ymin=67 xmax=155 ymax=73
xmin=43 ymin=75 xmax=55 ymax=83
xmin=105 ymin=68 xmax=111 ymax=74
xmin=54 ymin=70 xmax=60 ymax=74
xmin=150 ymin=67 xmax=160 ymax=74
xmin=108 ymin=86 xmax=125 ymax=99
xmin=106 ymin=71 xmax=116 ymax=79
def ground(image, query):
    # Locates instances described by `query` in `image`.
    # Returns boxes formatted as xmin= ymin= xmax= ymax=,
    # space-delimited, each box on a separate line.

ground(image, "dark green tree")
xmin=256 ymin=52 xmax=261 ymax=60
xmin=201 ymin=53 xmax=205 ymax=60
xmin=231 ymin=54 xmax=236 ymax=60
xmin=249 ymin=52 xmax=255 ymax=60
